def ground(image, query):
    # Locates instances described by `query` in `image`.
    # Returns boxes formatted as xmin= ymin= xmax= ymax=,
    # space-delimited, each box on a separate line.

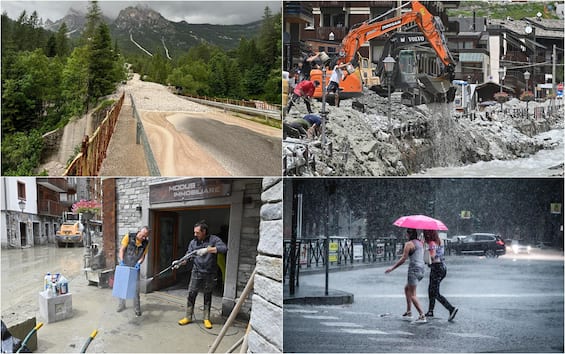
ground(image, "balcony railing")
xmin=36 ymin=178 xmax=68 ymax=192
xmin=38 ymin=200 xmax=66 ymax=217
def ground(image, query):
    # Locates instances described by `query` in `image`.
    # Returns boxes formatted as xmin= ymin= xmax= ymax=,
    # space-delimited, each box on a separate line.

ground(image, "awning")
xmin=459 ymin=53 xmax=485 ymax=63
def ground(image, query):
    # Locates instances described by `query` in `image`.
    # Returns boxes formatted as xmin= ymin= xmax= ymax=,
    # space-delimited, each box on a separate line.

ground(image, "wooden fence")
xmin=64 ymin=93 xmax=125 ymax=176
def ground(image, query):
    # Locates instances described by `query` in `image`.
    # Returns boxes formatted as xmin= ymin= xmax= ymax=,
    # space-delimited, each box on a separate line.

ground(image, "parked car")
xmin=453 ymin=233 xmax=506 ymax=258
xmin=450 ymin=235 xmax=468 ymax=243
xmin=511 ymin=240 xmax=531 ymax=254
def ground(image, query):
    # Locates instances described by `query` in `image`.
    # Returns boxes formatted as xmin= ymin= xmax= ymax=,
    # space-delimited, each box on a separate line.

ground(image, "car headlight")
xmin=512 ymin=245 xmax=518 ymax=253
xmin=527 ymin=246 xmax=531 ymax=251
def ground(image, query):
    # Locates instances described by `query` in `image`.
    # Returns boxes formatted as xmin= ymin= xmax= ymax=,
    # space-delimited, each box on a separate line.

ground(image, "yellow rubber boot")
xmin=178 ymin=317 xmax=191 ymax=326
xmin=203 ymin=319 xmax=212 ymax=329
xmin=179 ymin=304 xmax=193 ymax=326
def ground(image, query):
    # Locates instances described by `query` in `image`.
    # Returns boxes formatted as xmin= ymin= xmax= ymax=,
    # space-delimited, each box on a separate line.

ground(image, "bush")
xmin=1 ymin=130 xmax=44 ymax=175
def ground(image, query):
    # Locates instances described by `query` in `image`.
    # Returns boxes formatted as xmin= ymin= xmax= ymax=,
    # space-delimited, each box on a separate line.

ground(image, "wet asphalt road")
xmin=174 ymin=117 xmax=281 ymax=176
xmin=284 ymin=251 xmax=564 ymax=353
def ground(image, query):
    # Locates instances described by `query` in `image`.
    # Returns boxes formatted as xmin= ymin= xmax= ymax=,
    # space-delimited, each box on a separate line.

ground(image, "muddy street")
xmin=1 ymin=245 xmax=246 ymax=353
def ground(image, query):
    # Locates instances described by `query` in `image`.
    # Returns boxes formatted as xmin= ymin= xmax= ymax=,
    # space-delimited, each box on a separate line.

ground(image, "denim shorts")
xmin=407 ymin=267 xmax=424 ymax=286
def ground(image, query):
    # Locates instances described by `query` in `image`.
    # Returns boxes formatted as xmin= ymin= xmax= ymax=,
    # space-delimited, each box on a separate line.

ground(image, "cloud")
xmin=1 ymin=1 xmax=281 ymax=25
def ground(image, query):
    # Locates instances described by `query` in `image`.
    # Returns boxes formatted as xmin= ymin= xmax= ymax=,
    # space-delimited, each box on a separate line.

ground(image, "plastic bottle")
xmin=58 ymin=275 xmax=69 ymax=295
xmin=44 ymin=272 xmax=51 ymax=290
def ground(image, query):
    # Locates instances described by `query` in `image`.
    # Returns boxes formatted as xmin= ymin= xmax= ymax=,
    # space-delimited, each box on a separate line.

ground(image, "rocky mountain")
xmin=44 ymin=5 xmax=261 ymax=58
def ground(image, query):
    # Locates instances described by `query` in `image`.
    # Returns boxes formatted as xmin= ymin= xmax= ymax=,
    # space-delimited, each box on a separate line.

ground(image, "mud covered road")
xmin=126 ymin=74 xmax=281 ymax=176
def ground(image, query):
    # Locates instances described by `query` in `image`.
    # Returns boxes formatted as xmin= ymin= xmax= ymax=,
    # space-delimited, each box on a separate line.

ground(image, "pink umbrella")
xmin=393 ymin=214 xmax=448 ymax=231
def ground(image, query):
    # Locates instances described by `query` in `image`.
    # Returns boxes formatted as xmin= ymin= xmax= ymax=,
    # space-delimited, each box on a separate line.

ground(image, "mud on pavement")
xmin=1 ymin=245 xmax=246 ymax=353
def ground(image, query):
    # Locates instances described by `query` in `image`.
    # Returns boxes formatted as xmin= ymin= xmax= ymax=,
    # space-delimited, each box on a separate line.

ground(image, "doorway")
xmin=151 ymin=206 xmax=230 ymax=294
xmin=19 ymin=222 xmax=27 ymax=247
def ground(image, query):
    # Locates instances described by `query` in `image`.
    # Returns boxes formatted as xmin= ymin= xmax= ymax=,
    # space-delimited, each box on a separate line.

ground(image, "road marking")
xmin=320 ymin=322 xmax=363 ymax=328
xmin=447 ymin=332 xmax=498 ymax=339
xmin=302 ymin=315 xmax=340 ymax=320
xmin=341 ymin=328 xmax=389 ymax=335
xmin=388 ymin=330 xmax=415 ymax=336
xmin=284 ymin=309 xmax=319 ymax=314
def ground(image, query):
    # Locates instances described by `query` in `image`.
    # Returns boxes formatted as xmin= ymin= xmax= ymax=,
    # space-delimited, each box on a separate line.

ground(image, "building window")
xmin=17 ymin=181 xmax=26 ymax=200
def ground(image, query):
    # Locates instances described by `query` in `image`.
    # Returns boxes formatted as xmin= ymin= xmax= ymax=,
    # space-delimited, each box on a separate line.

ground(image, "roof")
xmin=489 ymin=18 xmax=564 ymax=39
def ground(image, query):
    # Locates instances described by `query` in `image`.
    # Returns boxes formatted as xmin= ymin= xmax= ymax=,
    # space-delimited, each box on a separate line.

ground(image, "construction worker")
xmin=116 ymin=226 xmax=150 ymax=316
xmin=327 ymin=63 xmax=349 ymax=108
xmin=286 ymin=80 xmax=320 ymax=114
xmin=176 ymin=221 xmax=227 ymax=329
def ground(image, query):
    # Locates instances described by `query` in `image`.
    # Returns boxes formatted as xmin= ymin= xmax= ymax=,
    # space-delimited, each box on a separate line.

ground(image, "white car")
xmin=511 ymin=241 xmax=531 ymax=254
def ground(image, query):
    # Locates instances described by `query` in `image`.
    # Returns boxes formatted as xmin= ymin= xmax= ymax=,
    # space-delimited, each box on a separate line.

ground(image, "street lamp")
xmin=17 ymin=199 xmax=26 ymax=248
xmin=383 ymin=55 xmax=396 ymax=131
xmin=18 ymin=199 xmax=26 ymax=213
xmin=524 ymin=70 xmax=532 ymax=118
xmin=498 ymin=67 xmax=506 ymax=93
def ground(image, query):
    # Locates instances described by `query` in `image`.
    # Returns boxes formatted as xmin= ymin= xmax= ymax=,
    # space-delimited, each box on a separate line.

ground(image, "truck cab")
xmin=55 ymin=212 xmax=85 ymax=247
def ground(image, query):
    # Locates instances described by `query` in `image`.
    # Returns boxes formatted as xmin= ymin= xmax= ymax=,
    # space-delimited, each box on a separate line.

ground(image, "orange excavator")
xmin=310 ymin=0 xmax=457 ymax=103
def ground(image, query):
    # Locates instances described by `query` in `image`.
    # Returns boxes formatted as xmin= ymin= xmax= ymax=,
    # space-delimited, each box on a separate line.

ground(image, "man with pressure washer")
xmin=116 ymin=226 xmax=150 ymax=316
xmin=174 ymin=221 xmax=227 ymax=329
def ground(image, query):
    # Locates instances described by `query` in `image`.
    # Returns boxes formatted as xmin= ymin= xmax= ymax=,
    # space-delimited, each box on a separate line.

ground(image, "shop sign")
xmin=150 ymin=178 xmax=231 ymax=203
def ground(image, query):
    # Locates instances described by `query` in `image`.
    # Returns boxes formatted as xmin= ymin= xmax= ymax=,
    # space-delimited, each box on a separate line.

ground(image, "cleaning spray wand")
xmin=146 ymin=249 xmax=198 ymax=281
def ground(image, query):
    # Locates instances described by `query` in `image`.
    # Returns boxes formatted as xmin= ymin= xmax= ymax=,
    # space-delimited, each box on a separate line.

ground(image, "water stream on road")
xmin=417 ymin=128 xmax=564 ymax=176
xmin=428 ymin=102 xmax=461 ymax=167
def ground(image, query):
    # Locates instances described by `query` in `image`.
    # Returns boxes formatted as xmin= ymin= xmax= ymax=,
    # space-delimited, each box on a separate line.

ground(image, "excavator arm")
xmin=340 ymin=1 xmax=455 ymax=77
xmin=309 ymin=1 xmax=456 ymax=102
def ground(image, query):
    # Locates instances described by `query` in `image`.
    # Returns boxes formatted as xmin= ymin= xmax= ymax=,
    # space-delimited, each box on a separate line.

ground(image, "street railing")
xmin=179 ymin=94 xmax=282 ymax=121
xmin=130 ymin=94 xmax=161 ymax=176
xmin=284 ymin=236 xmax=456 ymax=287
xmin=283 ymin=237 xmax=400 ymax=287
xmin=65 ymin=93 xmax=125 ymax=176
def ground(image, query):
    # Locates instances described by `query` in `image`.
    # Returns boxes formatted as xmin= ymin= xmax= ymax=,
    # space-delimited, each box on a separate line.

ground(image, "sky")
xmin=1 ymin=0 xmax=281 ymax=25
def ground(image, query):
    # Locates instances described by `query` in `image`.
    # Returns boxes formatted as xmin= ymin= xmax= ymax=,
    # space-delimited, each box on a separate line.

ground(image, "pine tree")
xmin=56 ymin=23 xmax=70 ymax=57
xmin=87 ymin=23 xmax=115 ymax=99
xmin=82 ymin=1 xmax=103 ymax=45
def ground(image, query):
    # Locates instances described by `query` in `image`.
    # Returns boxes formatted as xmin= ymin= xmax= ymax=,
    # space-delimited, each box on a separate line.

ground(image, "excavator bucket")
xmin=418 ymin=74 xmax=456 ymax=103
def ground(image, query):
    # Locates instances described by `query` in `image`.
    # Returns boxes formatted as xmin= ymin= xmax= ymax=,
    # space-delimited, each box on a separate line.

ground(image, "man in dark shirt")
xmin=176 ymin=221 xmax=227 ymax=329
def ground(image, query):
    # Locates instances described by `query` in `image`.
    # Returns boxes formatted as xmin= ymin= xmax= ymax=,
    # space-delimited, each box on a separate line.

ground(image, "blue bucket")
xmin=112 ymin=265 xmax=138 ymax=299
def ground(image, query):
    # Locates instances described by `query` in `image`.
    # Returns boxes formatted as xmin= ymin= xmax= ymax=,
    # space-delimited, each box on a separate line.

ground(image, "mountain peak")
xmin=115 ymin=6 xmax=170 ymax=31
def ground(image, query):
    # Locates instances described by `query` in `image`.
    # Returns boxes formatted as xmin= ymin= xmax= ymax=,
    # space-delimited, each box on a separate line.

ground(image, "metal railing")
xmin=283 ymin=237 xmax=400 ymax=285
xmin=131 ymin=94 xmax=161 ymax=176
xmin=64 ymin=93 xmax=125 ymax=176
xmin=179 ymin=94 xmax=282 ymax=121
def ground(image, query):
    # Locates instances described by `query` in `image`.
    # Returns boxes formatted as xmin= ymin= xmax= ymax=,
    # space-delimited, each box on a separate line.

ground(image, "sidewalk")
xmin=99 ymin=94 xmax=150 ymax=176
xmin=283 ymin=261 xmax=394 ymax=306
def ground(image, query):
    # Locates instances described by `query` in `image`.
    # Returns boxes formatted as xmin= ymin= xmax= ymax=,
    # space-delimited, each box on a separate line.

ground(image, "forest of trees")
xmin=129 ymin=7 xmax=281 ymax=104
xmin=1 ymin=2 xmax=281 ymax=176
xmin=1 ymin=2 xmax=126 ymax=175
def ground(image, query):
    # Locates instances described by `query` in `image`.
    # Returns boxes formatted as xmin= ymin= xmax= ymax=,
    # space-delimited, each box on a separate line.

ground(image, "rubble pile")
xmin=283 ymin=89 xmax=563 ymax=176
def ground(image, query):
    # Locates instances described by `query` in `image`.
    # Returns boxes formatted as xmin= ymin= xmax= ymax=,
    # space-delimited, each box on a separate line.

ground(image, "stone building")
xmin=102 ymin=177 xmax=283 ymax=338
xmin=0 ymin=177 xmax=88 ymax=248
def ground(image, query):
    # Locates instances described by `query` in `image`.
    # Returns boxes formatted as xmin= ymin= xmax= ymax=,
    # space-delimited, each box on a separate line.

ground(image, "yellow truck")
xmin=55 ymin=212 xmax=85 ymax=247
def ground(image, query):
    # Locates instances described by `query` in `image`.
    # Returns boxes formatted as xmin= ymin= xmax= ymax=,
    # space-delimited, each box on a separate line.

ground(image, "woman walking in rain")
xmin=423 ymin=230 xmax=459 ymax=321
xmin=385 ymin=228 xmax=427 ymax=323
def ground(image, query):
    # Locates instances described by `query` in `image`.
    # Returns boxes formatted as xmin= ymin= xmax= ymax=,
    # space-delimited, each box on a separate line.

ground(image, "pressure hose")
xmin=80 ymin=329 xmax=98 ymax=353
xmin=15 ymin=322 xmax=43 ymax=353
